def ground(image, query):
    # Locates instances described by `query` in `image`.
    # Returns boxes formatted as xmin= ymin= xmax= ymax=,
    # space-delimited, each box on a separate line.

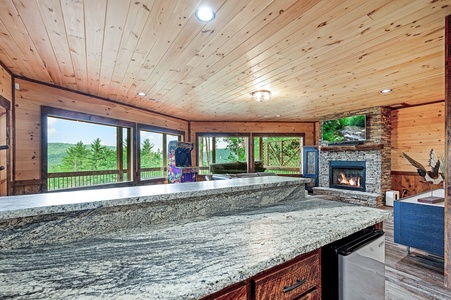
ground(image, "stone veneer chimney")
xmin=316 ymin=107 xmax=391 ymax=207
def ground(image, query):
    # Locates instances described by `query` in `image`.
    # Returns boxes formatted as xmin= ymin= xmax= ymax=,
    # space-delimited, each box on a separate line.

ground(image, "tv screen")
xmin=322 ymin=115 xmax=366 ymax=144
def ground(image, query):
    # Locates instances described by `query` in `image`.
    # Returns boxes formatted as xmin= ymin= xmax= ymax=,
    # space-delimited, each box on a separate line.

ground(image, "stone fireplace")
xmin=313 ymin=107 xmax=391 ymax=207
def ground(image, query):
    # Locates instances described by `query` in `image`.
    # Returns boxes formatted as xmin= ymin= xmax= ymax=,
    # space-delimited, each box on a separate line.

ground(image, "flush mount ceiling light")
xmin=195 ymin=7 xmax=215 ymax=22
xmin=137 ymin=92 xmax=147 ymax=96
xmin=251 ymin=90 xmax=271 ymax=102
xmin=380 ymin=88 xmax=393 ymax=94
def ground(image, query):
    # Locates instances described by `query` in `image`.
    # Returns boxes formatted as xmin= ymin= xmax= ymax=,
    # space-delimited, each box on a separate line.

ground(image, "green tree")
xmin=61 ymin=141 xmax=90 ymax=171
xmin=140 ymin=139 xmax=155 ymax=168
xmin=223 ymin=137 xmax=246 ymax=161
xmin=149 ymin=148 xmax=163 ymax=167
xmin=88 ymin=138 xmax=116 ymax=170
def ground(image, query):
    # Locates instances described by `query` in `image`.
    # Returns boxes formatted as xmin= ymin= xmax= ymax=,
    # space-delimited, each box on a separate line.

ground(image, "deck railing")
xmin=48 ymin=166 xmax=299 ymax=190
xmin=48 ymin=167 xmax=166 ymax=191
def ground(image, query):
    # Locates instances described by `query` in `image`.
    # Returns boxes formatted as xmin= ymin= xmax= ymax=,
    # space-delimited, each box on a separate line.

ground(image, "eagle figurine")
xmin=402 ymin=149 xmax=443 ymax=185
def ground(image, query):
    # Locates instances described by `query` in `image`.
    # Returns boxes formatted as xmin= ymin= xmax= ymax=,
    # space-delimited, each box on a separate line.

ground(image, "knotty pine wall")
xmin=0 ymin=65 xmax=11 ymax=196
xmin=0 ymin=65 xmax=12 ymax=101
xmin=13 ymin=78 xmax=189 ymax=194
xmin=391 ymin=102 xmax=445 ymax=197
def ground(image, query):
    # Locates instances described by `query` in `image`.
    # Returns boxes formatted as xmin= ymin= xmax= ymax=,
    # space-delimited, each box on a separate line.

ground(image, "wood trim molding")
xmin=390 ymin=171 xmax=419 ymax=176
xmin=319 ymin=143 xmax=384 ymax=152
xmin=444 ymin=14 xmax=451 ymax=287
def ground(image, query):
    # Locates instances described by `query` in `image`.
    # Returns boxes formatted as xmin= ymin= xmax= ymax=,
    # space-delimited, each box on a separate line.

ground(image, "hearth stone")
xmin=312 ymin=187 xmax=381 ymax=207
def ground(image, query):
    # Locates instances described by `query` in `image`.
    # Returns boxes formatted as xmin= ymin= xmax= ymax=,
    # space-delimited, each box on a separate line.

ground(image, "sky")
xmin=47 ymin=117 xmax=231 ymax=150
xmin=48 ymin=117 xmax=166 ymax=149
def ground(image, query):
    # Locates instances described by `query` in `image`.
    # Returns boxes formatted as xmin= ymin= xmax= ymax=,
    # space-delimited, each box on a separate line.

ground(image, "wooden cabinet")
xmin=298 ymin=288 xmax=320 ymax=300
xmin=213 ymin=285 xmax=248 ymax=300
xmin=253 ymin=250 xmax=321 ymax=300
xmin=202 ymin=283 xmax=248 ymax=300
xmin=202 ymin=250 xmax=321 ymax=300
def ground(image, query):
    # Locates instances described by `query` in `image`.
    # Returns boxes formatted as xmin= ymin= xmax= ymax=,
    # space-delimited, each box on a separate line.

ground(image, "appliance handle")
xmin=337 ymin=230 xmax=384 ymax=255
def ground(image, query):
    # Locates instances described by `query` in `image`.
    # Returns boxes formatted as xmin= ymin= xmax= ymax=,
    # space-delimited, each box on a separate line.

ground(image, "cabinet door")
xmin=214 ymin=285 xmax=247 ymax=300
xmin=254 ymin=251 xmax=320 ymax=300
xmin=298 ymin=288 xmax=320 ymax=300
xmin=202 ymin=283 xmax=248 ymax=300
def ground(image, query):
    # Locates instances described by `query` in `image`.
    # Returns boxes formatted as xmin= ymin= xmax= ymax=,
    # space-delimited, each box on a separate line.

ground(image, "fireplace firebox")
xmin=329 ymin=161 xmax=366 ymax=192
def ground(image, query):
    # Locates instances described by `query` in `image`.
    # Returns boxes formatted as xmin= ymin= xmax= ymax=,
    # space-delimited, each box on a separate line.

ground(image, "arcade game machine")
xmin=168 ymin=141 xmax=198 ymax=184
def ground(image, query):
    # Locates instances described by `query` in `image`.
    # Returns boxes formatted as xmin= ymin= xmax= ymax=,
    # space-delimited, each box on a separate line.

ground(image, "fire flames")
xmin=337 ymin=172 xmax=361 ymax=187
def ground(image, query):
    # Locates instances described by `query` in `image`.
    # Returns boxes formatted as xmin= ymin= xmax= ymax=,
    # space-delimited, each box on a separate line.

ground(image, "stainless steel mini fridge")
xmin=322 ymin=228 xmax=385 ymax=300
xmin=337 ymin=230 xmax=385 ymax=299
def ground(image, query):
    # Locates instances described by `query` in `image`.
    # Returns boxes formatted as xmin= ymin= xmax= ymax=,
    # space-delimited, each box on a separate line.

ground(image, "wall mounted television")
xmin=322 ymin=114 xmax=366 ymax=144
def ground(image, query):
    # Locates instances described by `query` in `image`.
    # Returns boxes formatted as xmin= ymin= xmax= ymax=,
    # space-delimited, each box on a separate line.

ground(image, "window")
xmin=253 ymin=134 xmax=304 ymax=175
xmin=42 ymin=107 xmax=134 ymax=191
xmin=197 ymin=134 xmax=249 ymax=175
xmin=138 ymin=125 xmax=183 ymax=181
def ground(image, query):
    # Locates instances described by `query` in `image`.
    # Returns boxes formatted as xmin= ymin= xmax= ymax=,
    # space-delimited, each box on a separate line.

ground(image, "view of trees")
xmin=224 ymin=137 xmax=247 ymax=161
xmin=198 ymin=136 xmax=302 ymax=174
xmin=198 ymin=137 xmax=247 ymax=167
xmin=48 ymin=138 xmax=162 ymax=173
xmin=49 ymin=139 xmax=117 ymax=172
xmin=46 ymin=116 xmax=181 ymax=190
xmin=140 ymin=139 xmax=163 ymax=168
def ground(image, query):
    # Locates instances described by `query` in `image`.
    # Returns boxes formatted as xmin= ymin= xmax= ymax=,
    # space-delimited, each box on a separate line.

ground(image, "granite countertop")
xmin=1 ymin=196 xmax=390 ymax=300
xmin=0 ymin=176 xmax=310 ymax=219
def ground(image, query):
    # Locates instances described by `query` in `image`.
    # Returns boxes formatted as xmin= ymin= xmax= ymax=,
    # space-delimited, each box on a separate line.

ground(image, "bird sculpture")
xmin=402 ymin=149 xmax=443 ymax=185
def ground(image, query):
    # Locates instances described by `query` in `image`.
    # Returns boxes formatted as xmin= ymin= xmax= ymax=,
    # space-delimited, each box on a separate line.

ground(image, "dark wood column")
xmin=445 ymin=14 xmax=451 ymax=287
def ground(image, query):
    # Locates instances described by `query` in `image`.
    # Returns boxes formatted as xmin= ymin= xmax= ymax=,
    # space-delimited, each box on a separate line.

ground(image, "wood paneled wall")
xmin=0 ymin=65 xmax=12 ymax=101
xmin=391 ymin=102 xmax=445 ymax=197
xmin=13 ymin=78 xmax=189 ymax=192
xmin=0 ymin=65 xmax=12 ymax=196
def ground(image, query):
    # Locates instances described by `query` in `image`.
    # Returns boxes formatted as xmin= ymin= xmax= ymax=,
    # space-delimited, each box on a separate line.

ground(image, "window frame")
xmin=137 ymin=124 xmax=184 ymax=184
xmin=252 ymin=133 xmax=305 ymax=175
xmin=195 ymin=132 xmax=251 ymax=174
xmin=40 ymin=106 xmax=136 ymax=192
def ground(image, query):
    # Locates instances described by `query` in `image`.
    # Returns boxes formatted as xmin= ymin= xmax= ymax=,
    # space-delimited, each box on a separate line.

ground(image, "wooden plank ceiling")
xmin=0 ymin=0 xmax=449 ymax=121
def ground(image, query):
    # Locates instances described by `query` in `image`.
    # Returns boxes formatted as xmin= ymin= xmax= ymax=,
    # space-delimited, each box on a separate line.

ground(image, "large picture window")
xmin=197 ymin=133 xmax=304 ymax=176
xmin=41 ymin=108 xmax=186 ymax=191
xmin=42 ymin=107 xmax=134 ymax=191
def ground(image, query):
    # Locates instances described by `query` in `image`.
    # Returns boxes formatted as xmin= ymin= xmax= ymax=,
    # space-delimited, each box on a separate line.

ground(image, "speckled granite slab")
xmin=0 ymin=177 xmax=308 ymax=249
xmin=0 ymin=197 xmax=390 ymax=300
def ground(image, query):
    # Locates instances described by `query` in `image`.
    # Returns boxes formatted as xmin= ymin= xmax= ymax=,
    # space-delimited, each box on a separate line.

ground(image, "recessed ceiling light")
xmin=137 ymin=92 xmax=147 ymax=96
xmin=195 ymin=7 xmax=215 ymax=22
xmin=380 ymin=89 xmax=393 ymax=94
xmin=275 ymin=114 xmax=281 ymax=118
